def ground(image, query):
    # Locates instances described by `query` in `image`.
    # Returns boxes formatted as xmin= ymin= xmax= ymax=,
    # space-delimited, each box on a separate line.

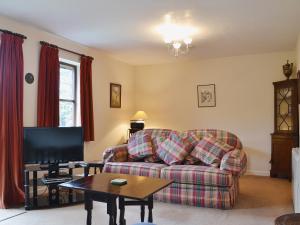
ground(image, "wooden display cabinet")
xmin=270 ymin=79 xmax=299 ymax=179
xmin=271 ymin=79 xmax=299 ymax=179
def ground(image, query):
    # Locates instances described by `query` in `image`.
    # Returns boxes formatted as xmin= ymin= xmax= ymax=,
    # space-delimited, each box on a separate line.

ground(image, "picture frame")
xmin=197 ymin=84 xmax=216 ymax=107
xmin=110 ymin=83 xmax=121 ymax=108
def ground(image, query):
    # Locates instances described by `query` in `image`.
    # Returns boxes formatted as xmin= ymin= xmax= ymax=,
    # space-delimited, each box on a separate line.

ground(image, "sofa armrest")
xmin=103 ymin=144 xmax=128 ymax=163
xmin=220 ymin=149 xmax=247 ymax=176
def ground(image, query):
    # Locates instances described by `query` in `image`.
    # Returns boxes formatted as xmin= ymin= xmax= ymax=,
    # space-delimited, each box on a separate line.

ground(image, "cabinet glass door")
xmin=276 ymin=87 xmax=293 ymax=131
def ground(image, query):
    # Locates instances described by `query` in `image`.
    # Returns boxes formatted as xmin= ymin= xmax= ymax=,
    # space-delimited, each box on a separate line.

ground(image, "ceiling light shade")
xmin=173 ymin=42 xmax=181 ymax=49
xmin=156 ymin=16 xmax=197 ymax=57
xmin=184 ymin=37 xmax=192 ymax=45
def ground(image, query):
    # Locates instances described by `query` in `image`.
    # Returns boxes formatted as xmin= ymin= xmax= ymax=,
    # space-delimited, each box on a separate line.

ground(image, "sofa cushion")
xmin=179 ymin=132 xmax=200 ymax=149
xmin=128 ymin=134 xmax=153 ymax=160
xmin=160 ymin=165 xmax=233 ymax=187
xmin=191 ymin=134 xmax=234 ymax=167
xmin=144 ymin=136 xmax=166 ymax=163
xmin=157 ymin=131 xmax=192 ymax=165
xmin=103 ymin=162 xmax=167 ymax=178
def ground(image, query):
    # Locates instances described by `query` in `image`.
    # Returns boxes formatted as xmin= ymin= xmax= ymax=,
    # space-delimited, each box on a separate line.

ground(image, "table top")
xmin=275 ymin=213 xmax=300 ymax=225
xmin=59 ymin=173 xmax=173 ymax=200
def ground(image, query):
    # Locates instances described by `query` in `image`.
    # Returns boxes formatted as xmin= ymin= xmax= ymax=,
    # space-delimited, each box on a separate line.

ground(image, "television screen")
xmin=23 ymin=127 xmax=84 ymax=164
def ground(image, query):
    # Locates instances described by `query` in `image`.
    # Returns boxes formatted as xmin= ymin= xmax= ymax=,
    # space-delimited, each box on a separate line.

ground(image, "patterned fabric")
xmin=103 ymin=162 xmax=167 ymax=178
xmin=103 ymin=144 xmax=128 ymax=163
xmin=179 ymin=132 xmax=200 ymax=149
xmin=157 ymin=131 xmax=192 ymax=165
xmin=191 ymin=134 xmax=234 ymax=167
xmin=145 ymin=136 xmax=167 ymax=163
xmin=184 ymin=129 xmax=243 ymax=150
xmin=154 ymin=178 xmax=239 ymax=209
xmin=132 ymin=129 xmax=172 ymax=140
xmin=160 ymin=165 xmax=233 ymax=187
xmin=220 ymin=149 xmax=247 ymax=176
xmin=183 ymin=155 xmax=201 ymax=165
xmin=128 ymin=134 xmax=153 ymax=160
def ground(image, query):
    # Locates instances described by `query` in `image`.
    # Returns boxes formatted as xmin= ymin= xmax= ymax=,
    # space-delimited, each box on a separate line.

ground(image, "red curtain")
xmin=80 ymin=56 xmax=94 ymax=141
xmin=37 ymin=44 xmax=59 ymax=127
xmin=0 ymin=33 xmax=24 ymax=208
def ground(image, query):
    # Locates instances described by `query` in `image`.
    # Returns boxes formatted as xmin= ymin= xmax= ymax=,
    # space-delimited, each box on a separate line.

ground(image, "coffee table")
xmin=59 ymin=173 xmax=173 ymax=225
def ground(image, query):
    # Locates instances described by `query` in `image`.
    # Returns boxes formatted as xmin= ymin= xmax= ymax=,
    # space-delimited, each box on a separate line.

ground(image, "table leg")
xmin=148 ymin=195 xmax=153 ymax=223
xmin=107 ymin=197 xmax=117 ymax=225
xmin=24 ymin=170 xmax=30 ymax=210
xmin=141 ymin=204 xmax=145 ymax=222
xmin=85 ymin=193 xmax=93 ymax=225
xmin=84 ymin=166 xmax=90 ymax=177
xmin=119 ymin=197 xmax=126 ymax=225
xmin=33 ymin=171 xmax=38 ymax=207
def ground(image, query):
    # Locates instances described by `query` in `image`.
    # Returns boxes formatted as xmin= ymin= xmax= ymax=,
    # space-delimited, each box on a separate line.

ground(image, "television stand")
xmin=24 ymin=161 xmax=104 ymax=210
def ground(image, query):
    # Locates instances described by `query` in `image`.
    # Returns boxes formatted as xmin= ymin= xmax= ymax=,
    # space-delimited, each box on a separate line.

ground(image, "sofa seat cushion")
xmin=160 ymin=165 xmax=233 ymax=187
xmin=103 ymin=162 xmax=168 ymax=178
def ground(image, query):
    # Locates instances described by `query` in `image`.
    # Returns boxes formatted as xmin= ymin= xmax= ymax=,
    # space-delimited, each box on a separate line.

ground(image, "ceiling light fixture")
xmin=156 ymin=15 xmax=198 ymax=57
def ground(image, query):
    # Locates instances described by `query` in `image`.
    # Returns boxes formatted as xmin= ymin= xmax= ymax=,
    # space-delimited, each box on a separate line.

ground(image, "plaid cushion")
xmin=160 ymin=165 xmax=233 ymax=187
xmin=145 ymin=136 xmax=166 ymax=163
xmin=184 ymin=129 xmax=243 ymax=150
xmin=191 ymin=134 xmax=234 ymax=167
xmin=179 ymin=132 xmax=199 ymax=149
xmin=154 ymin=178 xmax=239 ymax=209
xmin=103 ymin=144 xmax=128 ymax=162
xmin=220 ymin=149 xmax=247 ymax=176
xmin=157 ymin=131 xmax=192 ymax=165
xmin=128 ymin=134 xmax=153 ymax=160
xmin=103 ymin=162 xmax=167 ymax=178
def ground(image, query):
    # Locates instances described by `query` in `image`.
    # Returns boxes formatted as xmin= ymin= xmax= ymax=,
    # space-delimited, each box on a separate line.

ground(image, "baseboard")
xmin=245 ymin=170 xmax=269 ymax=176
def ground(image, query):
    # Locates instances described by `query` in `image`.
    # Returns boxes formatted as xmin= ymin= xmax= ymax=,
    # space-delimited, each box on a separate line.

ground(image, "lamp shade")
xmin=131 ymin=111 xmax=148 ymax=121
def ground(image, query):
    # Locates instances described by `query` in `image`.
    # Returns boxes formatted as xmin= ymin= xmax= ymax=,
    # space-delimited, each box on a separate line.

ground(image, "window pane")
xmin=60 ymin=66 xmax=75 ymax=100
xmin=59 ymin=101 xmax=74 ymax=127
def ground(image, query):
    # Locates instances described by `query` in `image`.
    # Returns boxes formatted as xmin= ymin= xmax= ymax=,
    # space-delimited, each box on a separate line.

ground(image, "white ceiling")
xmin=0 ymin=0 xmax=299 ymax=65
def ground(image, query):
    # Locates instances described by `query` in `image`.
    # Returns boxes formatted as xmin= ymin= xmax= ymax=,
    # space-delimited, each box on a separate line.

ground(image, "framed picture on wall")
xmin=197 ymin=84 xmax=216 ymax=107
xmin=110 ymin=83 xmax=121 ymax=108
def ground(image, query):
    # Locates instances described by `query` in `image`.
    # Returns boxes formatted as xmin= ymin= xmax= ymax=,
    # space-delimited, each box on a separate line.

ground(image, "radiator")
xmin=292 ymin=147 xmax=300 ymax=213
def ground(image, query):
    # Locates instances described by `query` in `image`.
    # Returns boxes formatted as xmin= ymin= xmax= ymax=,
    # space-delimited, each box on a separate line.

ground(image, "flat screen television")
xmin=23 ymin=127 xmax=84 ymax=164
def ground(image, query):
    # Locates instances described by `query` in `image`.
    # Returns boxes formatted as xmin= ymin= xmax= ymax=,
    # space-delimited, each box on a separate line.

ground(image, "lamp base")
xmin=130 ymin=121 xmax=144 ymax=130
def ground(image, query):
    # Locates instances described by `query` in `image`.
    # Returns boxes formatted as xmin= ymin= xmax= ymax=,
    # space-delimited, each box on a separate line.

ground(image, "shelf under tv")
xmin=24 ymin=161 xmax=104 ymax=210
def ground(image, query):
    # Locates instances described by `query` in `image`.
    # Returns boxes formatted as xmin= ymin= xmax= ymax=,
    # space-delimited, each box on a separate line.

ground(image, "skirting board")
xmin=245 ymin=170 xmax=269 ymax=176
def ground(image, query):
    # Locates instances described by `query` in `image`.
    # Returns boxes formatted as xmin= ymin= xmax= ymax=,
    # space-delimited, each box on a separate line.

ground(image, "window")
xmin=59 ymin=62 xmax=77 ymax=127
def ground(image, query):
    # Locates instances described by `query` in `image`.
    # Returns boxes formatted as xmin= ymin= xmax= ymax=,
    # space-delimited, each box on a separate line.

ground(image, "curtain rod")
xmin=0 ymin=29 xmax=27 ymax=39
xmin=40 ymin=41 xmax=94 ymax=60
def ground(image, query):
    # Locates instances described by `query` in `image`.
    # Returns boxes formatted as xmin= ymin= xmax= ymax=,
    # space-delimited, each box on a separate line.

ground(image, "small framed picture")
xmin=197 ymin=84 xmax=216 ymax=107
xmin=110 ymin=83 xmax=121 ymax=108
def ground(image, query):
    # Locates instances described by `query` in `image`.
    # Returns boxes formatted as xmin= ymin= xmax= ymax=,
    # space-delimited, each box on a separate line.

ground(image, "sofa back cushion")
xmin=183 ymin=129 xmax=243 ymax=150
xmin=128 ymin=133 xmax=153 ymax=160
xmin=191 ymin=134 xmax=234 ymax=167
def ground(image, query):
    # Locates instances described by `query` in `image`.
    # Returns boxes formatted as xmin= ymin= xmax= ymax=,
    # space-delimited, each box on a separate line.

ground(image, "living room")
xmin=0 ymin=0 xmax=300 ymax=225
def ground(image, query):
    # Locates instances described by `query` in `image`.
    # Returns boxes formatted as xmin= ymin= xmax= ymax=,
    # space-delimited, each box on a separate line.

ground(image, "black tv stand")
xmin=24 ymin=161 xmax=104 ymax=210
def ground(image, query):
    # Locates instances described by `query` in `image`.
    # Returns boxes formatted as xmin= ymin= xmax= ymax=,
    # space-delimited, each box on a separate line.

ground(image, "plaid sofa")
xmin=102 ymin=129 xmax=247 ymax=209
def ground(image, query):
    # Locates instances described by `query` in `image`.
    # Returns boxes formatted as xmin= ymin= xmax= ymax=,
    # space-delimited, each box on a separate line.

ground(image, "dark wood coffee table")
xmin=59 ymin=173 xmax=173 ymax=225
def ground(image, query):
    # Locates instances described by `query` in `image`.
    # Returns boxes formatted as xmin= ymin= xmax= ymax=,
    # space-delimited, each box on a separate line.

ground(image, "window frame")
xmin=59 ymin=61 xmax=78 ymax=127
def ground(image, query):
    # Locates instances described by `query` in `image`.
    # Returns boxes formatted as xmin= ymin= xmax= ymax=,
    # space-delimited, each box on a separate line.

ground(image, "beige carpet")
xmin=0 ymin=175 xmax=293 ymax=225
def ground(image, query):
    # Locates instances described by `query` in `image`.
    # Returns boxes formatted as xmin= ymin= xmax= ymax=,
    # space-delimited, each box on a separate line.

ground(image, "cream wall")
xmin=135 ymin=51 xmax=296 ymax=175
xmin=0 ymin=16 xmax=136 ymax=161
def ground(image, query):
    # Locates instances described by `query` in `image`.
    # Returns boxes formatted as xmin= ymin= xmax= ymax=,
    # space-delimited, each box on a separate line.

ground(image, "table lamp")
xmin=130 ymin=111 xmax=148 ymax=130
